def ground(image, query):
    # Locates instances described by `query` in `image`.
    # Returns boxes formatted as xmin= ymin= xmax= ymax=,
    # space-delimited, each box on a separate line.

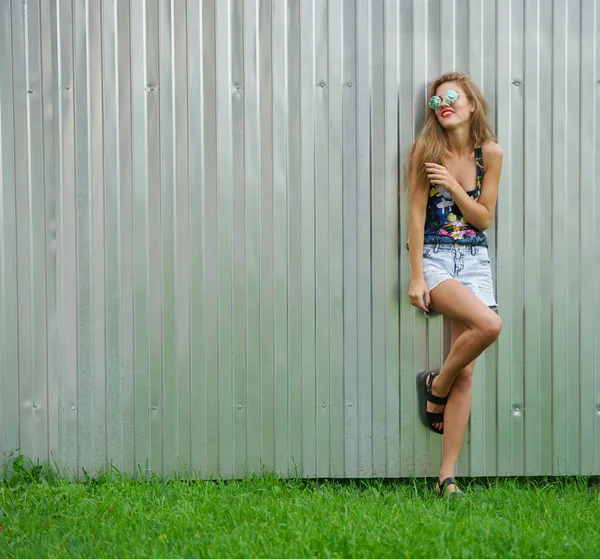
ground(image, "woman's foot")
xmin=426 ymin=372 xmax=448 ymax=432
xmin=436 ymin=477 xmax=464 ymax=498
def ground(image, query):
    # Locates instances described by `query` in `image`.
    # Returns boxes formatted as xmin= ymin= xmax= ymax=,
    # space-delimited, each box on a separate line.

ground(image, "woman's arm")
xmin=407 ymin=143 xmax=431 ymax=312
xmin=424 ymin=141 xmax=503 ymax=231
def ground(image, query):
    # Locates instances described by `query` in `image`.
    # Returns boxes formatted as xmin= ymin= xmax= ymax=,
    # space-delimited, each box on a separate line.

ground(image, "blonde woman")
xmin=406 ymin=72 xmax=503 ymax=497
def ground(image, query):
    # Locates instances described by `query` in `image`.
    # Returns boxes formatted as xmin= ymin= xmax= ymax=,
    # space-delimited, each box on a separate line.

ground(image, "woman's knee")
xmin=477 ymin=312 xmax=502 ymax=345
xmin=453 ymin=364 xmax=475 ymax=391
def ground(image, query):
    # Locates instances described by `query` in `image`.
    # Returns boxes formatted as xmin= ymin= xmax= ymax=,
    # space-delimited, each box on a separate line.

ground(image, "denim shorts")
xmin=422 ymin=244 xmax=498 ymax=316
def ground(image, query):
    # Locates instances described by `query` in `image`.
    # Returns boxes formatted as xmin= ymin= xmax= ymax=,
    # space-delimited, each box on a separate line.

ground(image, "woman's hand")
xmin=408 ymin=278 xmax=431 ymax=313
xmin=424 ymin=163 xmax=460 ymax=194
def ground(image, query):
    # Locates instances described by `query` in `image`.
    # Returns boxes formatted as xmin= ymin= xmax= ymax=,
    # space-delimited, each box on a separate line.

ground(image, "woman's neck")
xmin=445 ymin=126 xmax=472 ymax=157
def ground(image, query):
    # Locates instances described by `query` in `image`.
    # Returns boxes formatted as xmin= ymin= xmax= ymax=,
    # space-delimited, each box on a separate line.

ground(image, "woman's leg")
xmin=424 ymin=279 xmax=502 ymax=432
xmin=437 ymin=321 xmax=474 ymax=494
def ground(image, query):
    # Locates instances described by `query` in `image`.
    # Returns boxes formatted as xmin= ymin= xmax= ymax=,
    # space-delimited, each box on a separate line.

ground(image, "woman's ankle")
xmin=439 ymin=469 xmax=456 ymax=483
xmin=431 ymin=373 xmax=452 ymax=397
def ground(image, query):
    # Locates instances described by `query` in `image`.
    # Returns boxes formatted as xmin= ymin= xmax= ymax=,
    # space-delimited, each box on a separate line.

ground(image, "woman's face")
xmin=432 ymin=82 xmax=474 ymax=129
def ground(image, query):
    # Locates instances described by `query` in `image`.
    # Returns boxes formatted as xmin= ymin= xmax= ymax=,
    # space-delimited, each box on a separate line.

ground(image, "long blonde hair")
xmin=405 ymin=72 xmax=495 ymax=192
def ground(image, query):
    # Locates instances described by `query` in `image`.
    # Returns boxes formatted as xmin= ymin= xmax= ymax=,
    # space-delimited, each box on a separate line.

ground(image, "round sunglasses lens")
xmin=445 ymin=90 xmax=458 ymax=104
xmin=429 ymin=96 xmax=441 ymax=109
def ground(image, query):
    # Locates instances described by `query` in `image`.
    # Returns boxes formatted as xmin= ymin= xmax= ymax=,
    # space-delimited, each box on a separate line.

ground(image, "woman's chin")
xmin=438 ymin=119 xmax=468 ymax=131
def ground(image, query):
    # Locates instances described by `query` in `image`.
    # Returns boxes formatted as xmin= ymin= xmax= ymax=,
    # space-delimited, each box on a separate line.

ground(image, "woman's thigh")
xmin=430 ymin=278 xmax=500 ymax=331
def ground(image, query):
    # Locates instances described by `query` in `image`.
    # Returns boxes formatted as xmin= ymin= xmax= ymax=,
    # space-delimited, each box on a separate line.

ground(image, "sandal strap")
xmin=438 ymin=477 xmax=457 ymax=497
xmin=426 ymin=392 xmax=448 ymax=405
xmin=426 ymin=412 xmax=444 ymax=422
xmin=425 ymin=373 xmax=449 ymax=405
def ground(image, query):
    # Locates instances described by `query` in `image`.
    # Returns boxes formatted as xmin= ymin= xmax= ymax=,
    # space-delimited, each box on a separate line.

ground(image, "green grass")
xmin=1 ymin=459 xmax=599 ymax=558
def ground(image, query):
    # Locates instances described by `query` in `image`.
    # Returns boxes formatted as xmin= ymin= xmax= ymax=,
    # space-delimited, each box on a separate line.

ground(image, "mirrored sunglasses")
xmin=429 ymin=90 xmax=458 ymax=110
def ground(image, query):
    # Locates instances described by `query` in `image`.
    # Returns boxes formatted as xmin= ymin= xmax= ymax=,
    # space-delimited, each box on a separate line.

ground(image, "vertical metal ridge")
xmin=42 ymin=0 xmax=58 ymax=466
xmin=130 ymin=0 xmax=150 ymax=476
xmin=89 ymin=0 xmax=108 ymax=473
xmin=172 ymin=0 xmax=191 ymax=476
xmin=553 ymin=0 xmax=585 ymax=474
xmin=272 ymin=0 xmax=289 ymax=476
xmin=144 ymin=0 xmax=163 ymax=476
xmin=230 ymin=0 xmax=247 ymax=477
xmin=55 ymin=0 xmax=76 ymax=475
xmin=591 ymin=2 xmax=600 ymax=471
xmin=409 ymin=0 xmax=429 ymax=476
xmin=0 ymin=48 xmax=4 ymax=455
xmin=118 ymin=0 xmax=135 ymax=475
xmin=0 ymin=0 xmax=15 ymax=457
xmin=286 ymin=0 xmax=303 ymax=477
xmin=355 ymin=0 xmax=373 ymax=478
xmin=567 ymin=0 xmax=582 ymax=473
xmin=75 ymin=0 xmax=93 ymax=477
xmin=242 ymin=0 xmax=261 ymax=476
xmin=382 ymin=0 xmax=401 ymax=477
xmin=214 ymin=0 xmax=235 ymax=477
xmin=576 ymin=0 xmax=587 ymax=473
xmin=313 ymin=0 xmax=330 ymax=476
xmin=158 ymin=0 xmax=176 ymax=476
xmin=173 ymin=0 xmax=191 ymax=475
xmin=299 ymin=0 xmax=316 ymax=477
xmin=397 ymin=0 xmax=414 ymax=476
xmin=11 ymin=0 xmax=30 ymax=462
xmin=546 ymin=0 xmax=554 ymax=476
xmin=103 ymin=0 xmax=121 ymax=471
xmin=200 ymin=0 xmax=219 ymax=478
xmin=256 ymin=0 xmax=275 ymax=474
xmin=370 ymin=0 xmax=385 ymax=477
xmin=28 ymin=0 xmax=51 ymax=465
xmin=342 ymin=0 xmax=358 ymax=478
xmin=327 ymin=0 xmax=344 ymax=478
xmin=187 ymin=0 xmax=206 ymax=477
xmin=101 ymin=0 xmax=114 ymax=473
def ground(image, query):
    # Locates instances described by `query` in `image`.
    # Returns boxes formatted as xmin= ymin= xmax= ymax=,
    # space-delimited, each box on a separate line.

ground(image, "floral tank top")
xmin=423 ymin=146 xmax=487 ymax=247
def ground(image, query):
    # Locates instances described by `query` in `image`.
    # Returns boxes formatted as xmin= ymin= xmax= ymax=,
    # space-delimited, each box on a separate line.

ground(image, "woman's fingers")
xmin=424 ymin=290 xmax=431 ymax=310
xmin=426 ymin=170 xmax=447 ymax=178
xmin=428 ymin=175 xmax=445 ymax=183
xmin=409 ymin=292 xmax=430 ymax=313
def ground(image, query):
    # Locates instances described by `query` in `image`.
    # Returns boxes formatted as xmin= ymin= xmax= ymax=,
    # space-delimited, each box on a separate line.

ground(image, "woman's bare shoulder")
xmin=481 ymin=140 xmax=503 ymax=160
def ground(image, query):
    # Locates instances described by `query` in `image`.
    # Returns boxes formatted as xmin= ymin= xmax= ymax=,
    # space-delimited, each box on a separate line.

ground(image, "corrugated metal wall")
xmin=1 ymin=0 xmax=599 ymax=479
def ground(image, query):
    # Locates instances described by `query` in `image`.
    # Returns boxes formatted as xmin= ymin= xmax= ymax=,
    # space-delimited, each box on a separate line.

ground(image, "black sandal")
xmin=436 ymin=477 xmax=465 ymax=498
xmin=417 ymin=371 xmax=448 ymax=435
